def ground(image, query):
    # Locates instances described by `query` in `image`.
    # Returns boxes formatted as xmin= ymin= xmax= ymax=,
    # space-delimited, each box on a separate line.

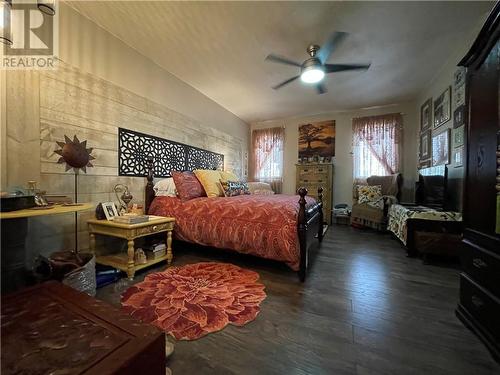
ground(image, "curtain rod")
xmin=352 ymin=112 xmax=405 ymax=121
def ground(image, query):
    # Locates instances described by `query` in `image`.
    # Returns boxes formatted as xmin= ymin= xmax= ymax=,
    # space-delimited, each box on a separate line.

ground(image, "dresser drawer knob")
xmin=471 ymin=295 xmax=484 ymax=309
xmin=472 ymin=258 xmax=488 ymax=269
xmin=152 ymin=225 xmax=158 ymax=231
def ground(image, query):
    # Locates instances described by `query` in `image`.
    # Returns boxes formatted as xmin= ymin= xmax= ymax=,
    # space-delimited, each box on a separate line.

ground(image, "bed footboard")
xmin=297 ymin=187 xmax=324 ymax=282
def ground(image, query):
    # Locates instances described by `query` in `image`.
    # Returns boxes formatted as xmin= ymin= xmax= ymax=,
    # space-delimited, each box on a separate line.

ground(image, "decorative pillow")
xmin=193 ymin=169 xmax=224 ymax=197
xmin=172 ymin=171 xmax=206 ymax=201
xmin=252 ymin=189 xmax=275 ymax=196
xmin=247 ymin=182 xmax=274 ymax=195
xmin=220 ymin=170 xmax=239 ymax=181
xmin=220 ymin=180 xmax=250 ymax=197
xmin=153 ymin=178 xmax=177 ymax=197
xmin=358 ymin=185 xmax=382 ymax=204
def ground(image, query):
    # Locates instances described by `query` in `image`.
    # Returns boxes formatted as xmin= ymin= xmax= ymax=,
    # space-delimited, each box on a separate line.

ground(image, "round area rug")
xmin=121 ymin=262 xmax=266 ymax=340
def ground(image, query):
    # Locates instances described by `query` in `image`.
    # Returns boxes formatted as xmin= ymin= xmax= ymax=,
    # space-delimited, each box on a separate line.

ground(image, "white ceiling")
xmin=68 ymin=1 xmax=493 ymax=123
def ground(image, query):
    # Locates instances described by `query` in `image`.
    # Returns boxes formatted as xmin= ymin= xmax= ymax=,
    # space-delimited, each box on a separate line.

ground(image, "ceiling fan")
xmin=265 ymin=32 xmax=371 ymax=94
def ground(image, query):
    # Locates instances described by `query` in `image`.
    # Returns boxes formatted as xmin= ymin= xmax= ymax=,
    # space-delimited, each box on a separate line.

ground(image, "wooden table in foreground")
xmin=87 ymin=216 xmax=175 ymax=280
xmin=1 ymin=281 xmax=165 ymax=375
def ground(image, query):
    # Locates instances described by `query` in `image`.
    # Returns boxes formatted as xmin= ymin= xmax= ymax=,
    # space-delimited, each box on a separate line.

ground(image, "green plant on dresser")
xmin=296 ymin=163 xmax=333 ymax=224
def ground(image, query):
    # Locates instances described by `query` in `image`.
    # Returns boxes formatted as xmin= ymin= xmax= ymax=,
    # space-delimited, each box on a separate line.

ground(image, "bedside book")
xmin=112 ymin=215 xmax=149 ymax=224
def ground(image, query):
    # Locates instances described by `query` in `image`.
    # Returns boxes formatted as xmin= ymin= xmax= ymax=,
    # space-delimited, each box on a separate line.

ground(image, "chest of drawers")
xmin=296 ymin=163 xmax=333 ymax=224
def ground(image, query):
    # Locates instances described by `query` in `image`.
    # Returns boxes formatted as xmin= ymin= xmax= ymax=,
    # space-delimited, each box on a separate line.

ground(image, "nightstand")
xmin=87 ymin=215 xmax=175 ymax=280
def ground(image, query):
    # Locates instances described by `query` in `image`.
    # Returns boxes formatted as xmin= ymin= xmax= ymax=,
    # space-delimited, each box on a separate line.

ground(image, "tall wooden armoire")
xmin=456 ymin=2 xmax=500 ymax=361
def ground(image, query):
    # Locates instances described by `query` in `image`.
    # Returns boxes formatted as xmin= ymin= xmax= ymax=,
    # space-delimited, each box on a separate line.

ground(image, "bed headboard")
xmin=119 ymin=128 xmax=224 ymax=213
xmin=118 ymin=128 xmax=224 ymax=178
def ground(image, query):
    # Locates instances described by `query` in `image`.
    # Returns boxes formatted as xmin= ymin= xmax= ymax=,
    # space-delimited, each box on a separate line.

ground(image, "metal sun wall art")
xmin=54 ymin=134 xmax=94 ymax=252
xmin=55 ymin=135 xmax=95 ymax=173
xmin=118 ymin=128 xmax=224 ymax=178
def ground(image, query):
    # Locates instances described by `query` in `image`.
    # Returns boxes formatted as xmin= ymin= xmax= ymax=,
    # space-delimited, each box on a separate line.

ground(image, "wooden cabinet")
xmin=456 ymin=3 xmax=500 ymax=362
xmin=296 ymin=163 xmax=333 ymax=224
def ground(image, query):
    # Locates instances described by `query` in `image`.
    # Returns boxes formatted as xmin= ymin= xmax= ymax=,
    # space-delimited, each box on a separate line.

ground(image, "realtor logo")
xmin=1 ymin=0 xmax=58 ymax=69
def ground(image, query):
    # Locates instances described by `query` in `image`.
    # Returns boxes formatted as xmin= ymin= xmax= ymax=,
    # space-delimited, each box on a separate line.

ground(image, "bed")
xmin=143 ymin=161 xmax=324 ymax=282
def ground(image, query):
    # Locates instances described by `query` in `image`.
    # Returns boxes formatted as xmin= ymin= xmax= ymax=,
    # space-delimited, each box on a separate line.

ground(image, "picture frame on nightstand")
xmin=102 ymin=202 xmax=119 ymax=220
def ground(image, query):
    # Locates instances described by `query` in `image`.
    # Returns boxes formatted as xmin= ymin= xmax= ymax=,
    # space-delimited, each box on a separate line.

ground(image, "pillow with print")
xmin=357 ymin=185 xmax=382 ymax=204
xmin=172 ymin=171 xmax=206 ymax=201
xmin=220 ymin=179 xmax=251 ymax=197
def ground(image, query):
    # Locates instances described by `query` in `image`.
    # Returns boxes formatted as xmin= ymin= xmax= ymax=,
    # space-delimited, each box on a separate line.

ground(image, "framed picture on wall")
xmin=419 ymin=159 xmax=432 ymax=169
xmin=454 ymin=66 xmax=466 ymax=88
xmin=298 ymin=120 xmax=336 ymax=158
xmin=420 ymin=130 xmax=431 ymax=160
xmin=453 ymin=105 xmax=465 ymax=128
xmin=434 ymin=87 xmax=451 ymax=129
xmin=453 ymin=126 xmax=465 ymax=148
xmin=454 ymin=85 xmax=465 ymax=108
xmin=420 ymin=98 xmax=432 ymax=132
xmin=432 ymin=128 xmax=450 ymax=166
xmin=453 ymin=146 xmax=464 ymax=167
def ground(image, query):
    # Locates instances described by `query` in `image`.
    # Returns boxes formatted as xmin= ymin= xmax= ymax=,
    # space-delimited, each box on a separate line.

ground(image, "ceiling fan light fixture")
xmin=300 ymin=66 xmax=325 ymax=84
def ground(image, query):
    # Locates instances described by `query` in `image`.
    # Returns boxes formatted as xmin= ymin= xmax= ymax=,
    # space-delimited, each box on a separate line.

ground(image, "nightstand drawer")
xmin=459 ymin=274 xmax=500 ymax=342
xmin=136 ymin=222 xmax=173 ymax=236
xmin=462 ymin=241 xmax=500 ymax=298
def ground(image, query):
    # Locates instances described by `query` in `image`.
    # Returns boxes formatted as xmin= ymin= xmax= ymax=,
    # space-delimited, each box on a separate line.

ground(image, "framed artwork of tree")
xmin=298 ymin=120 xmax=336 ymax=158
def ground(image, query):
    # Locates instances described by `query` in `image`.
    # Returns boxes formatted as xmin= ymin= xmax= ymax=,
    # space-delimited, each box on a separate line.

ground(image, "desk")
xmin=0 ymin=203 xmax=93 ymax=219
xmin=0 ymin=204 xmax=93 ymax=293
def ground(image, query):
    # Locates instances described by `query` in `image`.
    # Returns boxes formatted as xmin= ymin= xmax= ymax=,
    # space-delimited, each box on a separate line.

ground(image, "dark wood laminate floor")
xmin=97 ymin=225 xmax=500 ymax=375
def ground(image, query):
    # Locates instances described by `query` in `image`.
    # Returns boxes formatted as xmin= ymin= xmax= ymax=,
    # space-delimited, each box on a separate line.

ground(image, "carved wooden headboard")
xmin=117 ymin=128 xmax=224 ymax=213
xmin=118 ymin=128 xmax=224 ymax=178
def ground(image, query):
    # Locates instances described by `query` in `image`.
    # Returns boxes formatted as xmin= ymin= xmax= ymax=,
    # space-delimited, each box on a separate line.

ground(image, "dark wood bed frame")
xmin=144 ymin=158 xmax=324 ymax=282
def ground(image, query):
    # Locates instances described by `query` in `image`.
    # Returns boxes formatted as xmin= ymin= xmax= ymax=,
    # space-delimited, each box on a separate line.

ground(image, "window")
xmin=352 ymin=113 xmax=402 ymax=179
xmin=250 ymin=127 xmax=284 ymax=193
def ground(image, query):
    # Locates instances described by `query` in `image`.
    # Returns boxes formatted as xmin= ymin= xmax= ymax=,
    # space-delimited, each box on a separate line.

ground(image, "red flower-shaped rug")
xmin=121 ymin=262 xmax=267 ymax=340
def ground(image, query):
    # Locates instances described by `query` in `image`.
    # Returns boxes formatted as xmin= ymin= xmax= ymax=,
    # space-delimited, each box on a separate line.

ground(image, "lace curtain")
xmin=352 ymin=113 xmax=402 ymax=179
xmin=250 ymin=127 xmax=284 ymax=193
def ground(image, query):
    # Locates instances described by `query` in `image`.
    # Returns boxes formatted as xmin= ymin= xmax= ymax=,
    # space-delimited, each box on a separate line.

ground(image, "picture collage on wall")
xmin=418 ymin=66 xmax=466 ymax=169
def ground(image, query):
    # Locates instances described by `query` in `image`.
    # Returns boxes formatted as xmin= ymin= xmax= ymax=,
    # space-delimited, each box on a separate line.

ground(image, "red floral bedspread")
xmin=149 ymin=194 xmax=316 ymax=271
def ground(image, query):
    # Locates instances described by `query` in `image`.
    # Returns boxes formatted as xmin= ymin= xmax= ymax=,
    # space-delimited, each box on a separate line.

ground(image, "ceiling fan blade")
xmin=324 ymin=63 xmax=371 ymax=73
xmin=265 ymin=54 xmax=302 ymax=67
xmin=316 ymin=31 xmax=348 ymax=64
xmin=316 ymin=83 xmax=327 ymax=94
xmin=272 ymin=75 xmax=300 ymax=90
